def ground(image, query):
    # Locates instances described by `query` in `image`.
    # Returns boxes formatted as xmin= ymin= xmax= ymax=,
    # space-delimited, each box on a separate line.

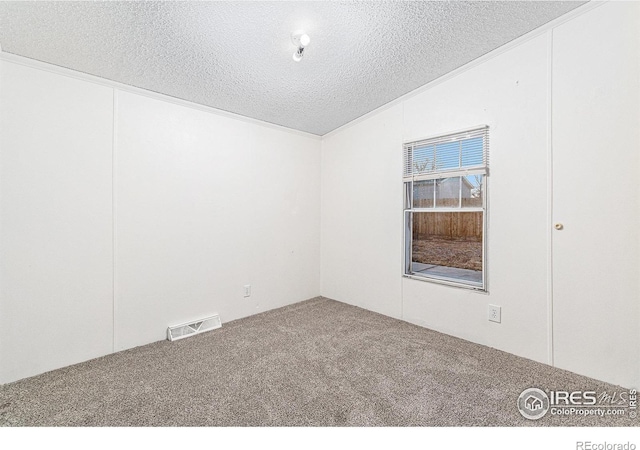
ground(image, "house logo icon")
xmin=517 ymin=388 xmax=550 ymax=420
xmin=525 ymin=395 xmax=543 ymax=411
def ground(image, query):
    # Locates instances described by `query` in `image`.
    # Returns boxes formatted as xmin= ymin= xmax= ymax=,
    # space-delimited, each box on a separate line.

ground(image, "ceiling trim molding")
xmin=322 ymin=0 xmax=604 ymax=139
xmin=0 ymin=51 xmax=322 ymax=141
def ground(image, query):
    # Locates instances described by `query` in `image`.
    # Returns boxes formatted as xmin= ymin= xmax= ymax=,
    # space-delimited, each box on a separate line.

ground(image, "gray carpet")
xmin=0 ymin=297 xmax=636 ymax=426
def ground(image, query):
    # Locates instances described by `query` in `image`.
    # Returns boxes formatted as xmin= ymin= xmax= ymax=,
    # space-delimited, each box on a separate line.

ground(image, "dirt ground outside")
xmin=412 ymin=237 xmax=482 ymax=271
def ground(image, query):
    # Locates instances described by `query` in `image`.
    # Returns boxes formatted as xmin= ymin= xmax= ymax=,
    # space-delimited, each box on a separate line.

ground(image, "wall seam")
xmin=546 ymin=29 xmax=555 ymax=367
xmin=112 ymin=88 xmax=118 ymax=353
xmin=319 ymin=138 xmax=323 ymax=298
xmin=400 ymin=100 xmax=406 ymax=321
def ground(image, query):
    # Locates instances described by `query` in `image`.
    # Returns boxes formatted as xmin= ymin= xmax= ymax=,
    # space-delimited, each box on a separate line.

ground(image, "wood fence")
xmin=412 ymin=211 xmax=483 ymax=240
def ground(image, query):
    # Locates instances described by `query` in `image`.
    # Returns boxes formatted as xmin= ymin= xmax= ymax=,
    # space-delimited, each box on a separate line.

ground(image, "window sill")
xmin=403 ymin=272 xmax=487 ymax=293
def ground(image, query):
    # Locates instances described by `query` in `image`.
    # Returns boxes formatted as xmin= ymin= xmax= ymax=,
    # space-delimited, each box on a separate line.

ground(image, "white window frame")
xmin=403 ymin=126 xmax=489 ymax=292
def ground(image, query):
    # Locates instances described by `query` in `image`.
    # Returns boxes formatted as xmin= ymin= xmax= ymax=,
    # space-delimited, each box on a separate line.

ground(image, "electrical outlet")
xmin=488 ymin=304 xmax=501 ymax=323
xmin=243 ymin=284 xmax=251 ymax=298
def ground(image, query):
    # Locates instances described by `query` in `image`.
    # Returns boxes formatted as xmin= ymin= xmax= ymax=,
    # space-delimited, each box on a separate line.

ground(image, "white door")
xmin=551 ymin=2 xmax=639 ymax=388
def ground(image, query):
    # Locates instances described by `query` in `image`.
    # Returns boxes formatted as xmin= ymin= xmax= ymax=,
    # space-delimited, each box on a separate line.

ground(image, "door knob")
xmin=554 ymin=223 xmax=564 ymax=230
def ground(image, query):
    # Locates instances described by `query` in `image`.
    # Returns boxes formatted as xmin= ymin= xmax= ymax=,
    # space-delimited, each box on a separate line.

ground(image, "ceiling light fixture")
xmin=291 ymin=30 xmax=310 ymax=62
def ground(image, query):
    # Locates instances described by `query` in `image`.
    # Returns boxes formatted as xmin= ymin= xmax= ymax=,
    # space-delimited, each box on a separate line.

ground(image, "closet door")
xmin=551 ymin=2 xmax=639 ymax=388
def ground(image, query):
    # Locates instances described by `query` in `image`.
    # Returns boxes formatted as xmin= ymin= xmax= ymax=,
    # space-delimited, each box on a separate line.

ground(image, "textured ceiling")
xmin=0 ymin=1 xmax=584 ymax=135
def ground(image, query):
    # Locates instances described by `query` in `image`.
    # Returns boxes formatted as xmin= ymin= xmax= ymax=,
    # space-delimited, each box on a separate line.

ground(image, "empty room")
xmin=0 ymin=0 xmax=638 ymax=440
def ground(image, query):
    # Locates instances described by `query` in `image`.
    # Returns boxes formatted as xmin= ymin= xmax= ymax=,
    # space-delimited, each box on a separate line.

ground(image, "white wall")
xmin=402 ymin=34 xmax=551 ymax=364
xmin=0 ymin=62 xmax=114 ymax=384
xmin=322 ymin=32 xmax=551 ymax=363
xmin=0 ymin=61 xmax=321 ymax=384
xmin=115 ymin=91 xmax=321 ymax=350
xmin=320 ymin=1 xmax=639 ymax=387
xmin=321 ymin=104 xmax=404 ymax=319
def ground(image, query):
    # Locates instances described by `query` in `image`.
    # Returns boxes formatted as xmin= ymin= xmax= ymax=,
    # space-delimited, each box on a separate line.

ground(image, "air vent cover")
xmin=167 ymin=314 xmax=222 ymax=342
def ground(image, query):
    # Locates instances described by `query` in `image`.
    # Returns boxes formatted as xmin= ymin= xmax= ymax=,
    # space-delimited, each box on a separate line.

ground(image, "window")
xmin=403 ymin=126 xmax=489 ymax=290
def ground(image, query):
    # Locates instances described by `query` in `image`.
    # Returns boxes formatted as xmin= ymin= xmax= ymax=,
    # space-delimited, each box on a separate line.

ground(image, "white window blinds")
xmin=403 ymin=126 xmax=489 ymax=179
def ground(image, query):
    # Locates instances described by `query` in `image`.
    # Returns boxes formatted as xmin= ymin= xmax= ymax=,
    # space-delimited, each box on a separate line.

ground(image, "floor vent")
xmin=167 ymin=314 xmax=222 ymax=342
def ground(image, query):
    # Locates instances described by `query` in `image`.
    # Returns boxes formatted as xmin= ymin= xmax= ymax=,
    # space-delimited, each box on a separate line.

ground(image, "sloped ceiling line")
xmin=0 ymin=1 xmax=585 ymax=135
